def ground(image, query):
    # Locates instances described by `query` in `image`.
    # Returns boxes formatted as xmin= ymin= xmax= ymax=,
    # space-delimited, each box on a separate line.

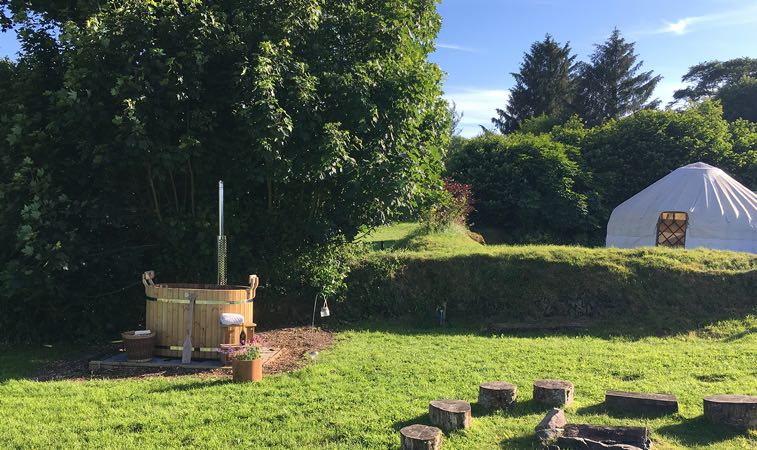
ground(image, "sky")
xmin=430 ymin=0 xmax=757 ymax=136
xmin=2 ymin=1 xmax=756 ymax=137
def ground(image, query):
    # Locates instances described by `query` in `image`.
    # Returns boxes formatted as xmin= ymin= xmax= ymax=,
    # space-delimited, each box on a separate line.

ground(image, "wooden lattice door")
xmin=656 ymin=212 xmax=688 ymax=248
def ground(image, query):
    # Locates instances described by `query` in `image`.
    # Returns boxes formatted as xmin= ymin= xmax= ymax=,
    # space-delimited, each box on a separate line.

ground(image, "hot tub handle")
xmin=142 ymin=270 xmax=156 ymax=287
xmin=248 ymin=274 xmax=259 ymax=293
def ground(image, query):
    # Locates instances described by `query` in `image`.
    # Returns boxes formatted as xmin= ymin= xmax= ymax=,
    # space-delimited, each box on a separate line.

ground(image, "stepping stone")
xmin=400 ymin=424 xmax=443 ymax=450
xmin=478 ymin=381 xmax=517 ymax=409
xmin=429 ymin=400 xmax=472 ymax=432
xmin=605 ymin=390 xmax=678 ymax=415
xmin=534 ymin=379 xmax=575 ymax=407
xmin=703 ymin=394 xmax=757 ymax=430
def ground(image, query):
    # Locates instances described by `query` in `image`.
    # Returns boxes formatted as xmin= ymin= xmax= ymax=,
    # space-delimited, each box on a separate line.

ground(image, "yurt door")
xmin=656 ymin=212 xmax=689 ymax=248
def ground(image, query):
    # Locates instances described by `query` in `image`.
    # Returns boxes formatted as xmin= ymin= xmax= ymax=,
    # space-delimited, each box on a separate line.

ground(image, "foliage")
xmin=673 ymin=57 xmax=757 ymax=103
xmin=3 ymin=321 xmax=757 ymax=448
xmin=446 ymin=133 xmax=595 ymax=244
xmin=421 ymin=178 xmax=474 ymax=231
xmin=573 ymin=29 xmax=661 ymax=126
xmin=492 ymin=35 xmax=576 ymax=133
xmin=0 ymin=0 xmax=450 ymax=340
xmin=582 ymin=101 xmax=749 ymax=218
xmin=231 ymin=335 xmax=262 ymax=361
xmin=716 ymin=76 xmax=757 ymax=122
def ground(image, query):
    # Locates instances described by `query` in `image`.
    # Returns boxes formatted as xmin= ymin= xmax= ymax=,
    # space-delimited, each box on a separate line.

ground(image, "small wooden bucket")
xmin=121 ymin=331 xmax=156 ymax=362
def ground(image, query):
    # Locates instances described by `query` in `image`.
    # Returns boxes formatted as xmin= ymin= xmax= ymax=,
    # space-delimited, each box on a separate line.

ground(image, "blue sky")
xmin=2 ymin=0 xmax=756 ymax=137
xmin=431 ymin=0 xmax=757 ymax=136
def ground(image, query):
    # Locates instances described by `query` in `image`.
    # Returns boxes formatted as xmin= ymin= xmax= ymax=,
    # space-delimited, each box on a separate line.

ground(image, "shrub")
xmin=446 ymin=133 xmax=596 ymax=244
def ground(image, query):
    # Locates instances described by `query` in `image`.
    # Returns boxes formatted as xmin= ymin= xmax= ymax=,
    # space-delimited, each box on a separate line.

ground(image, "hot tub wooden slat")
xmin=145 ymin=278 xmax=257 ymax=360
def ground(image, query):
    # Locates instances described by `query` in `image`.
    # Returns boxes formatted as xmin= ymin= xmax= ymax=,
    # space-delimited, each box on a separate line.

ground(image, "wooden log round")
xmin=429 ymin=400 xmax=472 ymax=432
xmin=478 ymin=381 xmax=517 ymax=409
xmin=400 ymin=424 xmax=443 ymax=450
xmin=534 ymin=379 xmax=575 ymax=407
xmin=703 ymin=394 xmax=757 ymax=430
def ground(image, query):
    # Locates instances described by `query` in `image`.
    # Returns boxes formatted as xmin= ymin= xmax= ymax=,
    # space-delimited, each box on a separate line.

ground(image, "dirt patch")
xmin=258 ymin=327 xmax=333 ymax=374
xmin=33 ymin=327 xmax=333 ymax=381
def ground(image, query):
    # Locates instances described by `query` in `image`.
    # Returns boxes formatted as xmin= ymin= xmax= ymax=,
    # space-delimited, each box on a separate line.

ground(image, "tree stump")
xmin=429 ymin=400 xmax=472 ymax=432
xmin=605 ymin=390 xmax=678 ymax=415
xmin=400 ymin=424 xmax=443 ymax=450
xmin=478 ymin=381 xmax=517 ymax=409
xmin=703 ymin=394 xmax=757 ymax=430
xmin=534 ymin=379 xmax=574 ymax=407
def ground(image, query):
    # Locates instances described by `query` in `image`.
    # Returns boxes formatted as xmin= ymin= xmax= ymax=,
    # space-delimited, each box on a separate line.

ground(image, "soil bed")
xmin=33 ymin=326 xmax=333 ymax=381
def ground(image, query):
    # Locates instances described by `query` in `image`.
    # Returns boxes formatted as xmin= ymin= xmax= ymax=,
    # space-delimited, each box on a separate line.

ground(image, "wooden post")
xmin=429 ymin=400 xmax=472 ymax=432
xmin=400 ymin=424 xmax=443 ymax=450
xmin=478 ymin=381 xmax=517 ymax=409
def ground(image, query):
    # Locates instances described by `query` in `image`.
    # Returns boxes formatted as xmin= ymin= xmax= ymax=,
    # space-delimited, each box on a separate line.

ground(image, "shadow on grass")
xmin=499 ymin=434 xmax=541 ymax=450
xmin=149 ymin=378 xmax=231 ymax=393
xmin=656 ymin=416 xmax=746 ymax=446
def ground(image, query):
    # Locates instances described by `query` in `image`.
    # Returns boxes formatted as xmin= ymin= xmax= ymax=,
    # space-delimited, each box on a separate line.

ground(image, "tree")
xmin=492 ymin=35 xmax=576 ymax=133
xmin=574 ymin=29 xmax=661 ymax=126
xmin=673 ymin=58 xmax=757 ymax=103
xmin=0 ymin=0 xmax=450 ymax=340
xmin=716 ymin=76 xmax=757 ymax=122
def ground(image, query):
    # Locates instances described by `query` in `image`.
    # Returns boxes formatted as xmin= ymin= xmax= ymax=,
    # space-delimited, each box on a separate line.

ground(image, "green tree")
xmin=492 ymin=35 xmax=576 ymax=133
xmin=673 ymin=58 xmax=757 ymax=102
xmin=716 ymin=76 xmax=757 ymax=122
xmin=574 ymin=29 xmax=661 ymax=126
xmin=446 ymin=133 xmax=595 ymax=243
xmin=0 ymin=0 xmax=450 ymax=340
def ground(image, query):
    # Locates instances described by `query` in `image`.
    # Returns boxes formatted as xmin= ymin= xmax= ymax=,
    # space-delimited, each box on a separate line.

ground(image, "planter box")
xmin=232 ymin=358 xmax=263 ymax=382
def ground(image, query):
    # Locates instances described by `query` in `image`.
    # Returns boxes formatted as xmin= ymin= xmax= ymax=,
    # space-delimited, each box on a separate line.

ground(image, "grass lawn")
xmin=1 ymin=322 xmax=756 ymax=449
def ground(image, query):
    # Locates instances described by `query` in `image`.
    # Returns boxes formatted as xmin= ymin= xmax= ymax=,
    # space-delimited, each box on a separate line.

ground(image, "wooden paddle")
xmin=182 ymin=292 xmax=196 ymax=364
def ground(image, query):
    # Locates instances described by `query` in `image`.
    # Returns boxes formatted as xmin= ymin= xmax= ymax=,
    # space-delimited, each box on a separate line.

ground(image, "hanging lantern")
xmin=320 ymin=298 xmax=330 ymax=318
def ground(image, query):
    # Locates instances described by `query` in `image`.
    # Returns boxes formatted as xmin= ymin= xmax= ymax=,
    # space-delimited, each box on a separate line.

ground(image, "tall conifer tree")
xmin=575 ymin=29 xmax=661 ymax=126
xmin=492 ymin=35 xmax=576 ymax=133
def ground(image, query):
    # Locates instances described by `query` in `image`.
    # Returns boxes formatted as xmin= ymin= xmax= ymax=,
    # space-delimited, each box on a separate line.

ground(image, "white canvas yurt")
xmin=606 ymin=162 xmax=757 ymax=253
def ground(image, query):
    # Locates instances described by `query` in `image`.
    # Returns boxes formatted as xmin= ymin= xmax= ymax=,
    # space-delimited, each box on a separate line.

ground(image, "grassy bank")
xmin=347 ymin=224 xmax=756 ymax=334
xmin=1 ymin=322 xmax=756 ymax=449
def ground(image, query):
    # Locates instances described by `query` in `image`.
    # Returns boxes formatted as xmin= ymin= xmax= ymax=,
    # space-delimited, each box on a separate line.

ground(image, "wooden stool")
xmin=534 ymin=379 xmax=574 ymax=407
xmin=478 ymin=381 xmax=517 ymax=409
xmin=400 ymin=424 xmax=443 ymax=450
xmin=429 ymin=400 xmax=471 ymax=432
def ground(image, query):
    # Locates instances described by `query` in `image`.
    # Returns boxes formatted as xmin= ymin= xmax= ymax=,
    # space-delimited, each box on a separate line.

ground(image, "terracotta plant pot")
xmin=232 ymin=358 xmax=263 ymax=382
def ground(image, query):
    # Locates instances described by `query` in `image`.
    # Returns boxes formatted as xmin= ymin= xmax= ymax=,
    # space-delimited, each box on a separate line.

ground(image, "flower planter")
xmin=232 ymin=358 xmax=263 ymax=382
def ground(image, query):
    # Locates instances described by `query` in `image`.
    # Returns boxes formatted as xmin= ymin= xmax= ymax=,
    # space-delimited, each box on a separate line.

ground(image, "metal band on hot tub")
xmin=145 ymin=296 xmax=254 ymax=305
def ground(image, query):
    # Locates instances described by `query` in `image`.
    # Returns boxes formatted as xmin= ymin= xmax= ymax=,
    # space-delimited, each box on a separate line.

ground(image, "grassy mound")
xmin=348 ymin=224 xmax=756 ymax=334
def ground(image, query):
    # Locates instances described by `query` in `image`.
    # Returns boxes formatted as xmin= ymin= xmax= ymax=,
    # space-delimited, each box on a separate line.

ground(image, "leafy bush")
xmin=582 ymin=101 xmax=752 ymax=219
xmin=0 ymin=0 xmax=449 ymax=341
xmin=446 ymin=133 xmax=596 ymax=244
xmin=421 ymin=178 xmax=474 ymax=231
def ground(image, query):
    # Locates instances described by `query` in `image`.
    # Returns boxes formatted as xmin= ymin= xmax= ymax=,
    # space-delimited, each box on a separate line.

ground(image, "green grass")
xmin=1 ymin=324 xmax=755 ymax=449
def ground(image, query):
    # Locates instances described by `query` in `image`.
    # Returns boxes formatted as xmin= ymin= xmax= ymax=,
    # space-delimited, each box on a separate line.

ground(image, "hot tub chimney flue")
xmin=217 ymin=180 xmax=227 ymax=285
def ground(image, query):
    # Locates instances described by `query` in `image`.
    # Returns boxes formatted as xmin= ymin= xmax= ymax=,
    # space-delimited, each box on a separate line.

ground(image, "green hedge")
xmin=342 ymin=244 xmax=757 ymax=333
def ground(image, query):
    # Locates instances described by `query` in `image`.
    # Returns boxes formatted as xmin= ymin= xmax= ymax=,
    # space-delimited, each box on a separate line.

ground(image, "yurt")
xmin=606 ymin=162 xmax=756 ymax=253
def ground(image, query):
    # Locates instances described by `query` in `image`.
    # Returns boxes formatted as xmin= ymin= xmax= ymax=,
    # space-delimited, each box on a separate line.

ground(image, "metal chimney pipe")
xmin=217 ymin=180 xmax=227 ymax=285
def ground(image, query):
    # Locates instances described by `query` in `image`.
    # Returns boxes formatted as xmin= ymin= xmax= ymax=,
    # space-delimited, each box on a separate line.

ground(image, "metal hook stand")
xmin=311 ymin=294 xmax=331 ymax=328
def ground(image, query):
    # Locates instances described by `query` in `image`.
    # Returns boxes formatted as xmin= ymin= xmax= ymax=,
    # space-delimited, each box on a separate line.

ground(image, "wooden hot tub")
xmin=142 ymin=272 xmax=259 ymax=359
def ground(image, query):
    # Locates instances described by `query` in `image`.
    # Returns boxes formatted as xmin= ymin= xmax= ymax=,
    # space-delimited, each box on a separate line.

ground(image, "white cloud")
xmin=445 ymin=87 xmax=510 ymax=137
xmin=652 ymin=4 xmax=757 ymax=36
xmin=436 ymin=43 xmax=479 ymax=53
